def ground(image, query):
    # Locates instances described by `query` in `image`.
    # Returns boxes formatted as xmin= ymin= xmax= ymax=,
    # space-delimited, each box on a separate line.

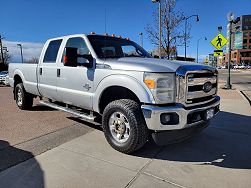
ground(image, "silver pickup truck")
xmin=9 ymin=33 xmax=220 ymax=153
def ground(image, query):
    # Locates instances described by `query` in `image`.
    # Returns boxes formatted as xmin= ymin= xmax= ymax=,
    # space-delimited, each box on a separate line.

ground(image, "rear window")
xmin=43 ymin=39 xmax=62 ymax=63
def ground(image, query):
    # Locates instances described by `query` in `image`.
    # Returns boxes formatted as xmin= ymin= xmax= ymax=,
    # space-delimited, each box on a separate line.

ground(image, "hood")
xmin=103 ymin=57 xmax=215 ymax=73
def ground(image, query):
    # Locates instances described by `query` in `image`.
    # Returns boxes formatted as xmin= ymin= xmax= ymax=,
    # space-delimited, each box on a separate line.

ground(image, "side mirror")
xmin=64 ymin=47 xmax=78 ymax=67
xmin=64 ymin=47 xmax=93 ymax=68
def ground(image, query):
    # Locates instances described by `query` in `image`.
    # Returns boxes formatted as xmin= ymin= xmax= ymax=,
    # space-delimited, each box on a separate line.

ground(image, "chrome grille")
xmin=176 ymin=65 xmax=218 ymax=107
xmin=186 ymin=71 xmax=217 ymax=105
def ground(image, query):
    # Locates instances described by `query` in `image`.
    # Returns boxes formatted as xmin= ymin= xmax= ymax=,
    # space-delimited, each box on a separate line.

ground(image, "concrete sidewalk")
xmin=0 ymin=89 xmax=251 ymax=188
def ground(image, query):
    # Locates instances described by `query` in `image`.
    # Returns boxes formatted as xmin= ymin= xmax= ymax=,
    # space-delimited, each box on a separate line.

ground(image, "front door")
xmin=57 ymin=37 xmax=94 ymax=110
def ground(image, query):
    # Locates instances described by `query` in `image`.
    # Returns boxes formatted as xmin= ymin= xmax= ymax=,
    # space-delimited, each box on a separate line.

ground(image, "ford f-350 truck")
xmin=8 ymin=33 xmax=220 ymax=153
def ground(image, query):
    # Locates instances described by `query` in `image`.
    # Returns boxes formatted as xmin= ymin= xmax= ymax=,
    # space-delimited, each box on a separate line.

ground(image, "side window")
xmin=101 ymin=46 xmax=116 ymax=57
xmin=62 ymin=37 xmax=90 ymax=63
xmin=43 ymin=39 xmax=62 ymax=63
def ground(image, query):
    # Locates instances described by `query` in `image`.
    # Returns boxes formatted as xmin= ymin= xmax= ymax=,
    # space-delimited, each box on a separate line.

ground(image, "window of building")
xmin=243 ymin=45 xmax=248 ymax=49
xmin=249 ymin=32 xmax=251 ymax=37
xmin=243 ymin=32 xmax=248 ymax=37
xmin=249 ymin=39 xmax=251 ymax=43
xmin=249 ymin=45 xmax=251 ymax=49
xmin=243 ymin=39 xmax=248 ymax=44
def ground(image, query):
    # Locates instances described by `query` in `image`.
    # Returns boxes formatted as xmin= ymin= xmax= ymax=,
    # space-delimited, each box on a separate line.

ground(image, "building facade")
xmin=225 ymin=15 xmax=251 ymax=65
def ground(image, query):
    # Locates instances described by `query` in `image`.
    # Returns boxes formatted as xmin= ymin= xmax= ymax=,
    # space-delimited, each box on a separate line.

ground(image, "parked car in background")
xmin=0 ymin=71 xmax=9 ymax=85
xmin=246 ymin=65 xmax=251 ymax=69
xmin=239 ymin=65 xmax=246 ymax=69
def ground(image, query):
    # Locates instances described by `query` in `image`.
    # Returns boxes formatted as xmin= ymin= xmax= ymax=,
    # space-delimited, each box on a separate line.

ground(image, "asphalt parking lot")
xmin=0 ymin=86 xmax=94 ymax=171
xmin=1 ymin=85 xmax=251 ymax=187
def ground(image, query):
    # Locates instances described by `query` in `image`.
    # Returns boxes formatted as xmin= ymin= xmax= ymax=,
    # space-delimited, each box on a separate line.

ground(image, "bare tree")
xmin=146 ymin=0 xmax=191 ymax=59
xmin=0 ymin=51 xmax=11 ymax=71
xmin=0 ymin=51 xmax=11 ymax=64
xmin=25 ymin=57 xmax=39 ymax=64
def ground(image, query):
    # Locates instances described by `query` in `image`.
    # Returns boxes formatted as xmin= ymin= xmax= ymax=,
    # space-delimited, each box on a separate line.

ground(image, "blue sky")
xmin=1 ymin=0 xmax=251 ymax=62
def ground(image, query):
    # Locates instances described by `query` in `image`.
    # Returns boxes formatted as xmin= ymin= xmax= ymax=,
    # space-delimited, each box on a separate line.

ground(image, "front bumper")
xmin=0 ymin=77 xmax=7 ymax=84
xmin=141 ymin=96 xmax=220 ymax=131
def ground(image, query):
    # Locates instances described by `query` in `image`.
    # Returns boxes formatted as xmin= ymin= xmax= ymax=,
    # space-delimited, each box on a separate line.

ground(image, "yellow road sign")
xmin=214 ymin=50 xmax=223 ymax=57
xmin=211 ymin=33 xmax=228 ymax=49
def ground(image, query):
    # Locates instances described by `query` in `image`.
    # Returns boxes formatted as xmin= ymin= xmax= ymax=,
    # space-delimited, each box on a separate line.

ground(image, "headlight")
xmin=144 ymin=72 xmax=175 ymax=104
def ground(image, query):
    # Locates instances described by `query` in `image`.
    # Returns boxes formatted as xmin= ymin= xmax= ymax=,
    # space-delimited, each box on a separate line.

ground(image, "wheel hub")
xmin=109 ymin=112 xmax=130 ymax=143
xmin=17 ymin=89 xmax=23 ymax=106
xmin=114 ymin=120 xmax=126 ymax=135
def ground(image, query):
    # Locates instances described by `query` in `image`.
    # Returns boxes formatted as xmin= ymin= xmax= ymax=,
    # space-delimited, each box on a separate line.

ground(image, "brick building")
xmin=225 ymin=15 xmax=251 ymax=66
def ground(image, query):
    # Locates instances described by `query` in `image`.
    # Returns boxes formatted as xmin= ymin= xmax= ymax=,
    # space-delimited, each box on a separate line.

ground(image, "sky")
xmin=1 ymin=0 xmax=251 ymax=62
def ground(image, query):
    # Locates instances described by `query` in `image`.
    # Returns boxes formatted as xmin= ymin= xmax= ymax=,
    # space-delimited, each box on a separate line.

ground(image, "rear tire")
xmin=15 ymin=83 xmax=33 ymax=110
xmin=102 ymin=99 xmax=148 ymax=154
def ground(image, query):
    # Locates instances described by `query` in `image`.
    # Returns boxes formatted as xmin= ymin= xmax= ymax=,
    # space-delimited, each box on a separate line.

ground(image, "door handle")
xmin=57 ymin=69 xmax=60 ymax=77
xmin=39 ymin=68 xmax=42 ymax=75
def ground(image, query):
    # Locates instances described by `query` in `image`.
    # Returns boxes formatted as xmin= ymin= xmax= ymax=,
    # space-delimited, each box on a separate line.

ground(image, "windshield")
xmin=0 ymin=71 xmax=8 ymax=75
xmin=87 ymin=35 xmax=151 ymax=59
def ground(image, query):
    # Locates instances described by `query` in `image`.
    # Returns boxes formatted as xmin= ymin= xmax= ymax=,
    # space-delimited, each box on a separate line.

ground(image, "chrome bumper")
xmin=141 ymin=96 xmax=220 ymax=131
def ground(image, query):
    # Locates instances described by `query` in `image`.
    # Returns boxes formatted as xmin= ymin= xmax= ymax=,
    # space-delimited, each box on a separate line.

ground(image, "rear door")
xmin=38 ymin=39 xmax=62 ymax=100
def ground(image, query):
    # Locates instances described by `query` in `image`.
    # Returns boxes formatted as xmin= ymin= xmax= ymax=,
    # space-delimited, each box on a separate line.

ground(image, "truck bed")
xmin=8 ymin=63 xmax=40 ymax=96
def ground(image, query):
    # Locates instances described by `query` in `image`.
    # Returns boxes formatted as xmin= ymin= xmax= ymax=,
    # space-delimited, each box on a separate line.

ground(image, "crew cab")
xmin=8 ymin=33 xmax=220 ymax=153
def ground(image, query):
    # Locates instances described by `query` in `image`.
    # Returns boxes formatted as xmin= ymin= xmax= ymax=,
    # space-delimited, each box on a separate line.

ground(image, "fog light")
xmin=160 ymin=113 xmax=179 ymax=125
xmin=160 ymin=114 xmax=171 ymax=124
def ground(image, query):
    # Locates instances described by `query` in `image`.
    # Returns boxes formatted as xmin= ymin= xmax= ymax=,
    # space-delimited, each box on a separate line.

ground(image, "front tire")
xmin=102 ymin=99 xmax=148 ymax=154
xmin=15 ymin=83 xmax=33 ymax=110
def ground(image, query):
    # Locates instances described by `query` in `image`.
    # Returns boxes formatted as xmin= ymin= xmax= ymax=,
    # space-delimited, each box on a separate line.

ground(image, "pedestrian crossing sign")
xmin=210 ymin=33 xmax=228 ymax=50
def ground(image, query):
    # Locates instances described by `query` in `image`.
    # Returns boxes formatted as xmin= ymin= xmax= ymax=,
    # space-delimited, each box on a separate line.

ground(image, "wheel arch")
xmin=13 ymin=73 xmax=24 ymax=100
xmin=93 ymin=75 xmax=154 ymax=114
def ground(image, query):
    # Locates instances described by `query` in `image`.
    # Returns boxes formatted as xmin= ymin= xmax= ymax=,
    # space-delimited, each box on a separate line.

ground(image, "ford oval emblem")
xmin=203 ymin=82 xmax=213 ymax=93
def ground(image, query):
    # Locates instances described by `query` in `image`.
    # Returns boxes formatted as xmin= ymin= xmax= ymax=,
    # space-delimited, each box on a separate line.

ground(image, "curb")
xmin=240 ymin=90 xmax=251 ymax=106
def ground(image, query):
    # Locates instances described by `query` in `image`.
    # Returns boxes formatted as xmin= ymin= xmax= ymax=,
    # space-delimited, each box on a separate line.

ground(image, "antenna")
xmin=105 ymin=8 xmax=107 ymax=33
xmin=104 ymin=8 xmax=107 ymax=61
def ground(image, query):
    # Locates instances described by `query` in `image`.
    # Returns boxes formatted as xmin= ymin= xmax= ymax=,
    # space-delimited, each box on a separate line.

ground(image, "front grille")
xmin=185 ymin=72 xmax=217 ymax=105
xmin=188 ymin=83 xmax=217 ymax=92
xmin=176 ymin=69 xmax=218 ymax=106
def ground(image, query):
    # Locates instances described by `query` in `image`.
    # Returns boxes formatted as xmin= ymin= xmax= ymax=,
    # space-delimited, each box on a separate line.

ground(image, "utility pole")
xmin=0 ymin=35 xmax=4 ymax=64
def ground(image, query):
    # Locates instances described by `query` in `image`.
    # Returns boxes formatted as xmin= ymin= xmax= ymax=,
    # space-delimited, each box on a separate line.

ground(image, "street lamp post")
xmin=139 ymin=32 xmax=143 ymax=47
xmin=184 ymin=15 xmax=199 ymax=60
xmin=196 ymin=37 xmax=207 ymax=63
xmin=17 ymin=44 xmax=24 ymax=63
xmin=225 ymin=12 xmax=235 ymax=90
xmin=152 ymin=0 xmax=162 ymax=59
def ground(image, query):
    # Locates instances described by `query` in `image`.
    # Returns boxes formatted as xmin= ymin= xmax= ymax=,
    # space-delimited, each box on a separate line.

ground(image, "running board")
xmin=39 ymin=101 xmax=96 ymax=122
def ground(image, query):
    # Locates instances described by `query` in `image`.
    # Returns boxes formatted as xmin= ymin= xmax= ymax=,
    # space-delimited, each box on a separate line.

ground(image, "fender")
xmin=13 ymin=69 xmax=26 ymax=86
xmin=93 ymin=74 xmax=155 ymax=113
